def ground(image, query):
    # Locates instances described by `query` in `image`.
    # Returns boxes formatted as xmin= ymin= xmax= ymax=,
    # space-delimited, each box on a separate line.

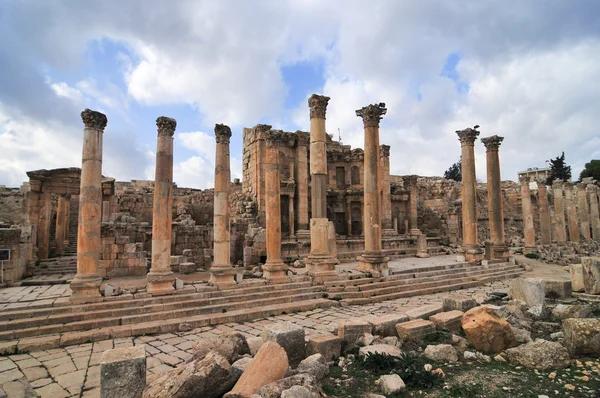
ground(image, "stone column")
xmin=380 ymin=145 xmax=394 ymax=235
xmin=263 ymin=130 xmax=290 ymax=284
xmin=537 ymin=183 xmax=552 ymax=244
xmin=295 ymin=132 xmax=310 ymax=238
xmin=70 ymin=109 xmax=106 ymax=304
xmin=55 ymin=196 xmax=67 ymax=256
xmin=306 ymin=94 xmax=337 ymax=280
xmin=520 ymin=176 xmax=536 ymax=253
xmin=481 ymin=135 xmax=508 ymax=258
xmin=289 ymin=194 xmax=295 ymax=237
xmin=64 ymin=195 xmax=70 ymax=245
xmin=588 ymin=184 xmax=600 ymax=241
xmin=346 ymin=199 xmax=352 ymax=236
xmin=355 ymin=103 xmax=389 ymax=273
xmin=456 ymin=126 xmax=483 ymax=261
xmin=552 ymin=181 xmax=567 ymax=244
xmin=405 ymin=175 xmax=421 ymax=235
xmin=565 ymin=184 xmax=580 ymax=242
xmin=209 ymin=124 xmax=236 ymax=287
xmin=577 ymin=184 xmax=591 ymax=240
xmin=37 ymin=192 xmax=51 ymax=260
xmin=147 ymin=117 xmax=177 ymax=295
xmin=102 ymin=201 xmax=110 ymax=223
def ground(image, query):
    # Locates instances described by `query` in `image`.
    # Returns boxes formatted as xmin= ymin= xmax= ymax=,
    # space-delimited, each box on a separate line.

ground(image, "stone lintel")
xmin=308 ymin=94 xmax=330 ymax=119
xmin=356 ymin=103 xmax=387 ymax=128
xmin=481 ymin=135 xmax=504 ymax=151
xmin=456 ymin=126 xmax=480 ymax=146
xmin=81 ymin=108 xmax=107 ymax=130
xmin=156 ymin=116 xmax=177 ymax=136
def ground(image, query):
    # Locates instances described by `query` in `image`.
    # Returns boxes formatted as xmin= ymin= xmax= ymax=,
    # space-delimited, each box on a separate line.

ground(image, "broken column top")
xmin=519 ymin=175 xmax=531 ymax=184
xmin=308 ymin=94 xmax=330 ymax=119
xmin=456 ymin=126 xmax=480 ymax=145
xmin=81 ymin=108 xmax=107 ymax=130
xmin=156 ymin=116 xmax=177 ymax=136
xmin=215 ymin=123 xmax=232 ymax=144
xmin=481 ymin=135 xmax=504 ymax=151
xmin=356 ymin=103 xmax=387 ymax=128
xmin=380 ymin=144 xmax=390 ymax=157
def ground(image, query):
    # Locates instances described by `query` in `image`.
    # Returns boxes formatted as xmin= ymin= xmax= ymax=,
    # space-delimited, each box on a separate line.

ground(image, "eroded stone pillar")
xmin=405 ymin=175 xmax=421 ymax=236
xmin=70 ymin=109 xmax=106 ymax=303
xmin=295 ymin=132 xmax=310 ymax=237
xmin=588 ymin=184 xmax=600 ymax=241
xmin=64 ymin=195 xmax=71 ymax=245
xmin=552 ymin=181 xmax=567 ymax=244
xmin=263 ymin=130 xmax=290 ymax=284
xmin=147 ymin=117 xmax=176 ymax=295
xmin=481 ymin=135 xmax=508 ymax=258
xmin=577 ymin=184 xmax=591 ymax=240
xmin=565 ymin=184 xmax=580 ymax=242
xmin=380 ymin=145 xmax=394 ymax=235
xmin=37 ymin=192 xmax=51 ymax=260
xmin=456 ymin=126 xmax=483 ymax=261
xmin=55 ymin=196 xmax=67 ymax=256
xmin=520 ymin=176 xmax=536 ymax=253
xmin=356 ymin=103 xmax=389 ymax=273
xmin=537 ymin=183 xmax=552 ymax=244
xmin=210 ymin=124 xmax=236 ymax=287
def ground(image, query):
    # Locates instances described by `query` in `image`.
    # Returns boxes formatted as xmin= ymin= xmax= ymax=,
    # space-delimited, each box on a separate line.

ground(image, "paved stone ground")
xmin=0 ymin=279 xmax=515 ymax=398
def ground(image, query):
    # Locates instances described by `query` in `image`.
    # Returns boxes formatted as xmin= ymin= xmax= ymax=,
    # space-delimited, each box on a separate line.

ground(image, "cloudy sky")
xmin=1 ymin=0 xmax=599 ymax=189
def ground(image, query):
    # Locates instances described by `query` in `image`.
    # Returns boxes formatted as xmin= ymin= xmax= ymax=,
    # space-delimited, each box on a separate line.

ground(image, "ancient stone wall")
xmin=0 ymin=186 xmax=27 ymax=226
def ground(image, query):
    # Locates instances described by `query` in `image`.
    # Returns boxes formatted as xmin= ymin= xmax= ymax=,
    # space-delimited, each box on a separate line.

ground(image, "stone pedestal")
xmin=416 ymin=233 xmax=429 ymax=258
xmin=405 ymin=175 xmax=421 ymax=236
xmin=456 ymin=126 xmax=483 ymax=261
xmin=537 ymin=183 xmax=552 ymax=244
xmin=553 ymin=181 xmax=567 ymax=244
xmin=588 ymin=185 xmax=600 ymax=241
xmin=577 ymin=184 xmax=591 ymax=240
xmin=565 ymin=184 xmax=580 ymax=242
xmin=380 ymin=145 xmax=395 ymax=235
xmin=481 ymin=135 xmax=508 ymax=258
xmin=147 ymin=117 xmax=177 ymax=295
xmin=263 ymin=130 xmax=290 ymax=284
xmin=71 ymin=109 xmax=106 ymax=304
xmin=520 ymin=176 xmax=536 ymax=253
xmin=355 ymin=103 xmax=389 ymax=273
xmin=55 ymin=195 xmax=67 ymax=257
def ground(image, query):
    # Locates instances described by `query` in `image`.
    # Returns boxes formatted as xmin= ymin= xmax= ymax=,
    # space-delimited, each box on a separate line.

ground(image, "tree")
xmin=545 ymin=152 xmax=572 ymax=185
xmin=444 ymin=158 xmax=462 ymax=182
xmin=579 ymin=159 xmax=600 ymax=182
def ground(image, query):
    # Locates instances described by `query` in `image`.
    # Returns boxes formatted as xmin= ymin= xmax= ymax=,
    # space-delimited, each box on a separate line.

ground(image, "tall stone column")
xmin=346 ymin=199 xmax=352 ymax=236
xmin=295 ymin=132 xmax=310 ymax=238
xmin=263 ymin=130 xmax=290 ymax=284
xmin=552 ymin=181 xmax=567 ymax=244
xmin=37 ymin=192 xmax=51 ymax=260
xmin=520 ymin=176 xmax=536 ymax=253
xmin=380 ymin=145 xmax=394 ymax=235
xmin=210 ymin=124 xmax=236 ymax=287
xmin=565 ymin=184 xmax=580 ymax=242
xmin=481 ymin=135 xmax=508 ymax=258
xmin=456 ymin=126 xmax=483 ymax=261
xmin=306 ymin=94 xmax=337 ymax=280
xmin=588 ymin=184 xmax=600 ymax=241
xmin=537 ymin=183 xmax=552 ymax=244
xmin=355 ymin=103 xmax=389 ymax=273
xmin=405 ymin=175 xmax=421 ymax=235
xmin=64 ymin=195 xmax=70 ymax=244
xmin=55 ymin=196 xmax=67 ymax=256
xmin=577 ymin=184 xmax=591 ymax=240
xmin=70 ymin=109 xmax=106 ymax=304
xmin=147 ymin=117 xmax=176 ymax=295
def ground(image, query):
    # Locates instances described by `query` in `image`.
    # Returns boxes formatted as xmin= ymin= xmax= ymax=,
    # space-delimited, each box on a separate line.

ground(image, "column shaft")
xmin=577 ymin=184 xmax=591 ymax=240
xmin=481 ymin=135 xmax=507 ymax=258
xmin=552 ymin=182 xmax=567 ymax=244
xmin=520 ymin=176 xmax=536 ymax=253
xmin=565 ymin=184 xmax=580 ymax=242
xmin=406 ymin=176 xmax=421 ymax=235
xmin=55 ymin=196 xmax=66 ymax=256
xmin=37 ymin=192 xmax=51 ymax=260
xmin=588 ymin=185 xmax=600 ymax=241
xmin=380 ymin=145 xmax=393 ymax=234
xmin=537 ymin=183 xmax=552 ymax=244
xmin=296 ymin=133 xmax=310 ymax=235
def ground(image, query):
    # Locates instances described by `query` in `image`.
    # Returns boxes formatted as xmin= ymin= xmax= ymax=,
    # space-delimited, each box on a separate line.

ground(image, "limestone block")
xmin=543 ymin=279 xmax=572 ymax=299
xmin=296 ymin=354 xmax=329 ymax=382
xmin=257 ymin=374 xmax=315 ymax=398
xmin=305 ymin=334 xmax=341 ymax=361
xmin=424 ymin=344 xmax=458 ymax=362
xmin=101 ymin=346 xmax=146 ymax=398
xmin=552 ymin=304 xmax=593 ymax=320
xmin=504 ymin=339 xmax=570 ymax=370
xmin=429 ymin=310 xmax=464 ymax=333
xmin=337 ymin=320 xmax=373 ymax=345
xmin=178 ymin=262 xmax=196 ymax=274
xmin=369 ymin=314 xmax=409 ymax=337
xmin=358 ymin=344 xmax=402 ymax=358
xmin=376 ymin=374 xmax=405 ymax=395
xmin=261 ymin=322 xmax=306 ymax=367
xmin=232 ymin=357 xmax=253 ymax=381
xmin=395 ymin=319 xmax=435 ymax=341
xmin=582 ymin=257 xmax=600 ymax=294
xmin=405 ymin=304 xmax=443 ymax=320
xmin=570 ymin=264 xmax=585 ymax=292
xmin=461 ymin=306 xmax=517 ymax=354
xmin=442 ymin=295 xmax=478 ymax=312
xmin=509 ymin=278 xmax=545 ymax=317
xmin=192 ymin=332 xmax=250 ymax=363
xmin=563 ymin=318 xmax=600 ymax=356
xmin=170 ymin=256 xmax=184 ymax=266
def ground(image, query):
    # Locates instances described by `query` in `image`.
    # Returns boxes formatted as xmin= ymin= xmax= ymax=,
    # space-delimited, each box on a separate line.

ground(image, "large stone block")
xmin=563 ymin=318 xmax=600 ymax=356
xmin=405 ymin=304 xmax=443 ymax=320
xmin=395 ymin=319 xmax=435 ymax=341
xmin=552 ymin=304 xmax=593 ymax=320
xmin=369 ymin=314 xmax=409 ymax=337
xmin=306 ymin=334 xmax=341 ymax=362
xmin=505 ymin=339 xmax=570 ymax=370
xmin=101 ymin=346 xmax=146 ymax=398
xmin=570 ymin=264 xmax=585 ymax=292
xmin=461 ymin=306 xmax=517 ymax=354
xmin=509 ymin=277 xmax=545 ymax=317
xmin=542 ymin=279 xmax=572 ymax=299
xmin=261 ymin=322 xmax=306 ymax=367
xmin=582 ymin=257 xmax=600 ymax=294
xmin=442 ymin=295 xmax=478 ymax=312
xmin=429 ymin=310 xmax=464 ymax=333
xmin=337 ymin=320 xmax=373 ymax=345
xmin=192 ymin=332 xmax=250 ymax=363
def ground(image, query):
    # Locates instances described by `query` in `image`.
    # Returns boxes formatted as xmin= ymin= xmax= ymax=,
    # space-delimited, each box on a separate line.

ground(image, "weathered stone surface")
xmin=395 ymin=319 xmax=435 ymax=341
xmin=226 ymin=341 xmax=289 ymax=398
xmin=358 ymin=344 xmax=402 ymax=358
xmin=570 ymin=264 xmax=585 ymax=292
xmin=509 ymin=278 xmax=545 ymax=317
xmin=461 ymin=306 xmax=517 ymax=354
xmin=563 ymin=318 xmax=600 ymax=356
xmin=296 ymin=354 xmax=329 ymax=382
xmin=552 ymin=304 xmax=593 ymax=321
xmin=424 ymin=344 xmax=458 ymax=363
xmin=405 ymin=304 xmax=443 ymax=320
xmin=143 ymin=351 xmax=234 ymax=398
xmin=192 ymin=332 xmax=250 ymax=363
xmin=306 ymin=334 xmax=341 ymax=362
xmin=281 ymin=385 xmax=320 ymax=398
xmin=257 ymin=374 xmax=315 ymax=398
xmin=261 ymin=322 xmax=306 ymax=367
xmin=543 ymin=279 xmax=572 ymax=299
xmin=505 ymin=339 xmax=570 ymax=370
xmin=582 ymin=257 xmax=600 ymax=294
xmin=442 ymin=295 xmax=478 ymax=312
xmin=376 ymin=374 xmax=405 ymax=395
xmin=429 ymin=310 xmax=463 ymax=333
xmin=232 ymin=357 xmax=253 ymax=381
xmin=247 ymin=337 xmax=264 ymax=356
xmin=357 ymin=333 xmax=374 ymax=347
xmin=101 ymin=346 xmax=146 ymax=398
xmin=511 ymin=326 xmax=532 ymax=344
xmin=369 ymin=314 xmax=409 ymax=337
xmin=338 ymin=320 xmax=373 ymax=345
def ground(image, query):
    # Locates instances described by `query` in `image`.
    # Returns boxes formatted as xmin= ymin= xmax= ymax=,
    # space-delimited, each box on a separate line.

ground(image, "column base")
xmin=356 ymin=253 xmax=389 ymax=275
xmin=296 ymin=230 xmax=311 ymax=239
xmin=382 ymin=229 xmax=398 ymax=237
xmin=493 ymin=244 xmax=510 ymax=260
xmin=523 ymin=245 xmax=537 ymax=255
xmin=306 ymin=255 xmax=338 ymax=283
xmin=147 ymin=270 xmax=175 ymax=295
xmin=209 ymin=267 xmax=238 ymax=288
xmin=263 ymin=261 xmax=290 ymax=284
xmin=409 ymin=228 xmax=422 ymax=236
xmin=70 ymin=274 xmax=103 ymax=304
xmin=458 ymin=246 xmax=484 ymax=262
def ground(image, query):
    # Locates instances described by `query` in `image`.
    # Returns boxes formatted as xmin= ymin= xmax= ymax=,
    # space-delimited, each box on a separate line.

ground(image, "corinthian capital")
xmin=481 ymin=135 xmax=504 ymax=151
xmin=519 ymin=175 xmax=530 ymax=185
xmin=308 ymin=94 xmax=330 ymax=119
xmin=456 ymin=126 xmax=480 ymax=146
xmin=214 ymin=124 xmax=232 ymax=144
xmin=295 ymin=131 xmax=310 ymax=147
xmin=356 ymin=103 xmax=387 ymax=128
xmin=380 ymin=144 xmax=390 ymax=158
xmin=156 ymin=116 xmax=177 ymax=136
xmin=81 ymin=109 xmax=107 ymax=131
xmin=265 ymin=129 xmax=284 ymax=148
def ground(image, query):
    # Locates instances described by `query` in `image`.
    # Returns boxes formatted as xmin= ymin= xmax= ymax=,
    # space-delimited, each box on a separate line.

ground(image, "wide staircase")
xmin=22 ymin=256 xmax=78 ymax=286
xmin=326 ymin=260 xmax=525 ymax=305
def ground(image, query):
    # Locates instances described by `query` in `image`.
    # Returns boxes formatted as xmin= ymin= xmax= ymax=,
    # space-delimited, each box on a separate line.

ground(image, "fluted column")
xmin=481 ymin=135 xmax=508 ymax=258
xmin=70 ymin=109 xmax=106 ymax=303
xmin=147 ymin=116 xmax=176 ymax=295
xmin=520 ymin=176 xmax=536 ymax=253
xmin=456 ymin=126 xmax=483 ymax=261
xmin=565 ymin=184 xmax=580 ymax=242
xmin=405 ymin=175 xmax=421 ymax=236
xmin=380 ymin=145 xmax=394 ymax=235
xmin=295 ymin=131 xmax=310 ymax=238
xmin=577 ymin=184 xmax=591 ymax=240
xmin=263 ymin=130 xmax=290 ymax=284
xmin=210 ymin=124 xmax=236 ymax=287
xmin=537 ymin=183 xmax=552 ymax=244
xmin=356 ymin=103 xmax=389 ymax=273
xmin=588 ymin=184 xmax=600 ymax=241
xmin=306 ymin=94 xmax=337 ymax=281
xmin=552 ymin=181 xmax=567 ymax=244
xmin=55 ymin=196 xmax=67 ymax=256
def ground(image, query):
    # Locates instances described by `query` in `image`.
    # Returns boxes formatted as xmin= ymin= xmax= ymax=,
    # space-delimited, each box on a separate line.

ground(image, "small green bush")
xmin=524 ymin=252 xmax=540 ymax=259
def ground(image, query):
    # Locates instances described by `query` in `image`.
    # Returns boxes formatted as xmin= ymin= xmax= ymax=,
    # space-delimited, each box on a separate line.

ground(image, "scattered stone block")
xmin=570 ymin=264 xmax=585 ymax=292
xmin=356 ymin=333 xmax=374 ymax=347
xmin=231 ymin=357 xmax=252 ymax=381
xmin=296 ymin=354 xmax=329 ymax=382
xmin=257 ymin=374 xmax=315 ymax=398
xmin=509 ymin=277 xmax=545 ymax=317
xmin=552 ymin=304 xmax=593 ymax=320
xmin=100 ymin=346 xmax=146 ymax=398
xmin=261 ymin=322 xmax=306 ymax=367
xmin=582 ymin=257 xmax=600 ymax=294
xmin=395 ymin=319 xmax=435 ymax=341
xmin=178 ymin=262 xmax=196 ymax=274
xmin=281 ymin=385 xmax=318 ymax=398
xmin=563 ymin=318 xmax=600 ymax=356
xmin=376 ymin=374 xmax=405 ymax=395
xmin=442 ymin=295 xmax=478 ymax=312
xmin=358 ymin=344 xmax=402 ymax=358
xmin=461 ymin=306 xmax=517 ymax=354
xmin=429 ymin=310 xmax=463 ymax=333
xmin=104 ymin=284 xmax=114 ymax=297
xmin=405 ymin=304 xmax=443 ymax=320
xmin=193 ymin=332 xmax=250 ymax=364
xmin=306 ymin=334 xmax=341 ymax=362
xmin=505 ymin=339 xmax=570 ymax=370
xmin=424 ymin=344 xmax=458 ymax=363
xmin=337 ymin=320 xmax=373 ymax=345
xmin=369 ymin=314 xmax=409 ymax=337
xmin=175 ymin=279 xmax=184 ymax=290
xmin=511 ymin=326 xmax=532 ymax=344
xmin=543 ymin=279 xmax=572 ymax=299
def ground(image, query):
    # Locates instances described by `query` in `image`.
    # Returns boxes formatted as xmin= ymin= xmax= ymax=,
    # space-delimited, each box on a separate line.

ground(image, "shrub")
xmin=524 ymin=252 xmax=540 ymax=259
